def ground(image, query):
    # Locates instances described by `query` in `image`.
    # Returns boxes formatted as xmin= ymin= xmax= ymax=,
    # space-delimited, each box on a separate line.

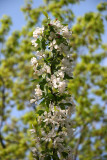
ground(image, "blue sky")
xmin=0 ymin=0 xmax=107 ymax=42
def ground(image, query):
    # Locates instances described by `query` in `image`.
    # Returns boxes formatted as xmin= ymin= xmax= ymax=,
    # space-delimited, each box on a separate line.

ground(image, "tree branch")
xmin=73 ymin=123 xmax=88 ymax=160
xmin=0 ymin=76 xmax=6 ymax=148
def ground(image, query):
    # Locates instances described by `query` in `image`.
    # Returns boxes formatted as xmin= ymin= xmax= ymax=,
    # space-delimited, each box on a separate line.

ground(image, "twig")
xmin=0 ymin=76 xmax=6 ymax=148
xmin=73 ymin=123 xmax=88 ymax=160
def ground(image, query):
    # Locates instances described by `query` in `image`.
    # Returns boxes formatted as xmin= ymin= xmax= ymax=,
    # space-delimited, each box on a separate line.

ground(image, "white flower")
xmin=50 ymin=39 xmax=57 ymax=50
xmin=33 ymin=27 xmax=44 ymax=38
xmin=41 ymin=130 xmax=46 ymax=135
xmin=35 ymin=85 xmax=42 ymax=98
xmin=59 ymin=43 xmax=69 ymax=53
xmin=51 ymin=75 xmax=58 ymax=88
xmin=58 ymin=81 xmax=66 ymax=93
xmin=54 ymin=44 xmax=59 ymax=49
xmin=53 ymin=39 xmax=56 ymax=45
xmin=62 ymin=26 xmax=68 ymax=32
xmin=50 ymin=20 xmax=55 ymax=25
xmin=48 ymin=36 xmax=52 ymax=40
xmin=49 ymin=32 xmax=55 ymax=40
xmin=54 ymin=137 xmax=64 ymax=143
xmin=50 ymin=20 xmax=62 ymax=28
xmin=36 ymin=51 xmax=45 ymax=59
xmin=29 ymin=129 xmax=36 ymax=134
xmin=55 ymin=21 xmax=62 ymax=28
xmin=43 ymin=137 xmax=51 ymax=142
xmin=67 ymin=53 xmax=73 ymax=60
xmin=50 ymin=74 xmax=66 ymax=92
xmin=30 ymin=99 xmax=36 ymax=103
xmin=33 ymin=66 xmax=39 ymax=75
xmin=31 ymin=57 xmax=37 ymax=66
xmin=62 ymin=26 xmax=72 ymax=38
xmin=57 ymin=70 xmax=64 ymax=78
xmin=31 ymin=147 xmax=37 ymax=153
xmin=31 ymin=39 xmax=38 ymax=49
xmin=44 ymin=64 xmax=51 ymax=74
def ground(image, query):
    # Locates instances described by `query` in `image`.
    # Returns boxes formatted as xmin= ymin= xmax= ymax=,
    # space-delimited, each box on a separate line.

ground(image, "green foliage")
xmin=97 ymin=2 xmax=107 ymax=12
xmin=0 ymin=0 xmax=107 ymax=159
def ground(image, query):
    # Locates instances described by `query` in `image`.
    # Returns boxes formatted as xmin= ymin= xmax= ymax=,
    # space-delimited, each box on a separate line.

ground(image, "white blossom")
xmin=50 ymin=39 xmax=57 ymax=50
xmin=57 ymin=70 xmax=64 ymax=78
xmin=50 ymin=20 xmax=62 ymax=29
xmin=33 ymin=27 xmax=44 ymax=38
xmin=54 ymin=44 xmax=59 ymax=49
xmin=30 ymin=99 xmax=36 ymax=103
xmin=29 ymin=129 xmax=36 ymax=134
xmin=36 ymin=50 xmax=45 ymax=59
xmin=31 ymin=39 xmax=38 ymax=48
xmin=48 ymin=32 xmax=55 ymax=40
xmin=30 ymin=19 xmax=75 ymax=160
xmin=31 ymin=57 xmax=38 ymax=66
xmin=58 ymin=81 xmax=67 ymax=93
xmin=62 ymin=26 xmax=72 ymax=38
xmin=35 ymin=85 xmax=42 ymax=98
xmin=43 ymin=63 xmax=51 ymax=74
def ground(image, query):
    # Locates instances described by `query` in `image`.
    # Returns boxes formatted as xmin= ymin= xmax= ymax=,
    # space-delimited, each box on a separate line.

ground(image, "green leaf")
xmin=64 ymin=73 xmax=73 ymax=79
xmin=41 ymin=38 xmax=46 ymax=50
xmin=62 ymin=152 xmax=68 ymax=158
xmin=37 ymin=110 xmax=44 ymax=115
xmin=39 ymin=78 xmax=47 ymax=90
xmin=31 ymin=79 xmax=40 ymax=82
xmin=43 ymin=11 xmax=49 ymax=18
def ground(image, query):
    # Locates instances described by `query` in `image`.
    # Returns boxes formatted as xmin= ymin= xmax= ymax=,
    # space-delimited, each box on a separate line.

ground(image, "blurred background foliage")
xmin=0 ymin=0 xmax=107 ymax=159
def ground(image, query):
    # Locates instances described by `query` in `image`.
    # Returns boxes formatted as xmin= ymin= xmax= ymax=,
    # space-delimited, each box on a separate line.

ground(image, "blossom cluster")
xmin=30 ymin=19 xmax=75 ymax=160
xmin=30 ymin=103 xmax=75 ymax=160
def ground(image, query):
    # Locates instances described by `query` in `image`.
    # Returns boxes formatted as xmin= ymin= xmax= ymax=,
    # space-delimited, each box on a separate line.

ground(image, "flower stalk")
xmin=30 ymin=18 xmax=75 ymax=160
